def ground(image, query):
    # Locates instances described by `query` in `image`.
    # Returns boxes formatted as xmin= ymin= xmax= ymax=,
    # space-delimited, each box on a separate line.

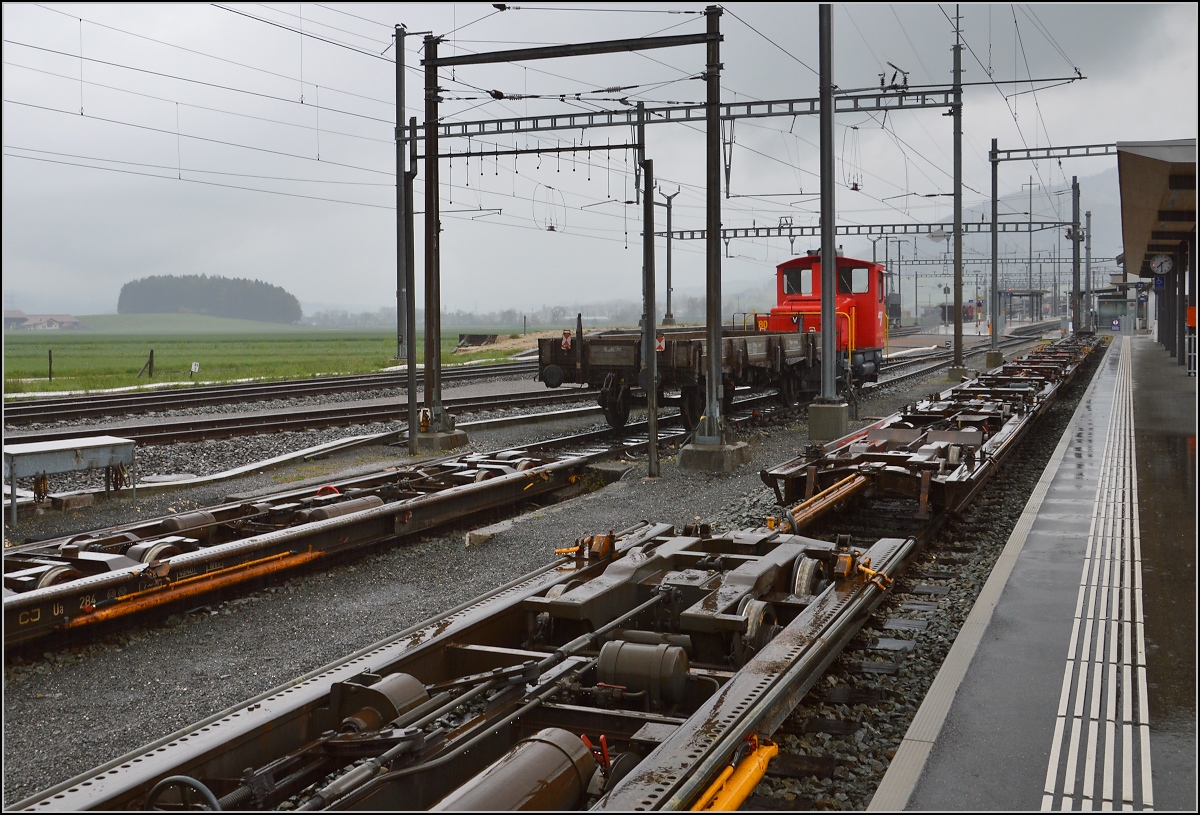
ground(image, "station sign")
xmin=1154 ymin=275 xmax=1165 ymax=290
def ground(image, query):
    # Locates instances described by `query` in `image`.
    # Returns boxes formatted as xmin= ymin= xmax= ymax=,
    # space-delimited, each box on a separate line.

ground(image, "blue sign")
xmin=1111 ymin=318 xmax=1120 ymax=331
xmin=1154 ymin=275 xmax=1165 ymax=290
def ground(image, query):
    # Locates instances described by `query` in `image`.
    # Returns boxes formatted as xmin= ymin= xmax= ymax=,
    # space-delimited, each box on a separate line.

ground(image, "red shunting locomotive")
xmin=760 ymin=250 xmax=887 ymax=383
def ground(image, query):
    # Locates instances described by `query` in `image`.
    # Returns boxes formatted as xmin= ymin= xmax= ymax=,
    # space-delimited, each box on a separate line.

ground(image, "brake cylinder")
xmin=159 ymin=511 xmax=217 ymax=534
xmin=597 ymin=640 xmax=689 ymax=706
xmin=431 ymin=727 xmax=597 ymax=811
xmin=337 ymin=672 xmax=428 ymax=734
xmin=298 ymin=495 xmax=384 ymax=523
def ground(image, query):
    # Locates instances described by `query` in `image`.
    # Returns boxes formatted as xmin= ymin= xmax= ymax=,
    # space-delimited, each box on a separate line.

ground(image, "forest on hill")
xmin=117 ymin=275 xmax=302 ymax=324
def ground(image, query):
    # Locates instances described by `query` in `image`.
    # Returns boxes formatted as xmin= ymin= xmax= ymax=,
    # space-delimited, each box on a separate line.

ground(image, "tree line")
xmin=117 ymin=275 xmax=302 ymax=324
xmin=300 ymin=290 xmax=776 ymax=330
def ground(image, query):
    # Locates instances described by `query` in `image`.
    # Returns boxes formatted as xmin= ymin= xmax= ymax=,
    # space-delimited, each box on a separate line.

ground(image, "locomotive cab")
xmin=765 ymin=252 xmax=886 ymax=383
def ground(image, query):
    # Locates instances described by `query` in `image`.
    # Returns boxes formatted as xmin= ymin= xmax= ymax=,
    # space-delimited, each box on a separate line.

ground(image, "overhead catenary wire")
xmin=5 ymin=145 xmax=393 ymax=185
xmin=250 ymin=2 xmax=393 ymax=48
xmin=31 ymin=3 xmax=396 ymax=109
xmin=3 ymin=39 xmax=396 ymax=125
xmin=5 ymin=3 xmax=1109 ymax=298
xmin=3 ymin=151 xmax=396 ymax=209
xmin=211 ymin=3 xmax=396 ymax=62
xmin=3 ymin=60 xmax=394 ymax=146
xmin=722 ymin=5 xmax=819 ymax=78
xmin=4 ymin=99 xmax=395 ymax=178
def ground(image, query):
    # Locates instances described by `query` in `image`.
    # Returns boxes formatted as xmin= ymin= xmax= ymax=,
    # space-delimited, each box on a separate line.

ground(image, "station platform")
xmin=871 ymin=334 xmax=1197 ymax=812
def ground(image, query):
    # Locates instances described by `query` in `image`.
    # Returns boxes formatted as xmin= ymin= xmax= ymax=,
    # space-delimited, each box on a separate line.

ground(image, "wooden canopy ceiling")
xmin=1117 ymin=140 xmax=1196 ymax=278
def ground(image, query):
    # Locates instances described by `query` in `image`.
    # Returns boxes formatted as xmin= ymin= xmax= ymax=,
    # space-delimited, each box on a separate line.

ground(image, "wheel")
xmin=541 ymin=364 xmax=564 ymax=388
xmin=35 ymin=565 xmax=84 ymax=588
xmin=778 ymin=368 xmax=799 ymax=406
xmin=791 ymin=556 xmax=826 ymax=597
xmin=737 ymin=597 xmax=780 ymax=662
xmin=143 ymin=775 xmax=222 ymax=811
xmin=601 ymin=387 xmax=631 ymax=431
xmin=680 ymin=386 xmax=705 ymax=430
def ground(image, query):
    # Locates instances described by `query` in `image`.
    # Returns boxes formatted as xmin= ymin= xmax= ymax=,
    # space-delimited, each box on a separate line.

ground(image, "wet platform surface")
xmin=872 ymin=334 xmax=1196 ymax=811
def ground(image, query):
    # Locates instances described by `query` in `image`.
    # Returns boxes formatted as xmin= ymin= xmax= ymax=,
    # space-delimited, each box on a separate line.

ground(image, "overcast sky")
xmin=2 ymin=3 xmax=1197 ymax=318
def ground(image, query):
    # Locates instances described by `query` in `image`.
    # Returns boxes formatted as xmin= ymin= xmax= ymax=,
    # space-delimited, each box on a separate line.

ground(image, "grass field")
xmin=2 ymin=314 xmax=539 ymax=396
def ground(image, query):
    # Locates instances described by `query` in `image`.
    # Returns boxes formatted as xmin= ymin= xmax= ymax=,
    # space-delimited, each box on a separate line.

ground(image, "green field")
xmin=3 ymin=314 xmax=530 ymax=396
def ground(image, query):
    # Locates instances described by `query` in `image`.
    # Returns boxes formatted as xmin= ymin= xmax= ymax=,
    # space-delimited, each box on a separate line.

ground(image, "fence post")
xmin=149 ymin=349 xmax=154 ymax=378
xmin=48 ymin=349 xmax=53 ymax=381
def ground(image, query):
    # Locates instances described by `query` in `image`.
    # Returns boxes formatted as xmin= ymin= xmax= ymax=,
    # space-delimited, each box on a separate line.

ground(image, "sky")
xmin=2 ymin=3 xmax=1197 ymax=319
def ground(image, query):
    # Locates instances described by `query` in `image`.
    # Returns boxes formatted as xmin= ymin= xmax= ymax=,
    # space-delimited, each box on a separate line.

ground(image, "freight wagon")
xmin=538 ymin=251 xmax=888 ymax=430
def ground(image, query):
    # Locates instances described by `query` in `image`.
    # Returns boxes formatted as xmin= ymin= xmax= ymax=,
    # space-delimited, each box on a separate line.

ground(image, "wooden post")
xmin=149 ymin=349 xmax=154 ymax=378
xmin=48 ymin=349 xmax=52 ymax=382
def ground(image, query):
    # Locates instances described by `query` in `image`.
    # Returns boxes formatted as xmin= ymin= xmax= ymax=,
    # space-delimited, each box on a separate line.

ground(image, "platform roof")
xmin=1116 ymin=139 xmax=1196 ymax=278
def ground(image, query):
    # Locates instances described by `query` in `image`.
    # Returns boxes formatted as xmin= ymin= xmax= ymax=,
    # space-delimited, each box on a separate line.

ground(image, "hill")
xmin=117 ymin=275 xmax=302 ymax=324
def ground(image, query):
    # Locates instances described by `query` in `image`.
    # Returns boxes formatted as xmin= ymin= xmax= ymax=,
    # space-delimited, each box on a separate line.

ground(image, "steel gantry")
xmin=989 ymin=142 xmax=1117 ymax=348
xmin=399 ymin=8 xmax=970 ymax=456
xmin=393 ymin=2 xmax=1089 ymax=450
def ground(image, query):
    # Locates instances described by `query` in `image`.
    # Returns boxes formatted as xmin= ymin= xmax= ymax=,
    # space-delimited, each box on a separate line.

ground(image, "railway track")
xmin=3 ymin=386 xmax=596 ymax=447
xmin=3 ymin=333 xmax=1054 ymax=636
xmin=2 ymin=391 xmax=785 ymax=653
xmin=2 ymin=361 xmax=540 ymax=425
xmin=8 ymin=333 xmax=1104 ymax=812
xmin=5 ymin=328 xmax=1051 ymax=448
xmin=3 ymin=331 xmax=1054 ymax=643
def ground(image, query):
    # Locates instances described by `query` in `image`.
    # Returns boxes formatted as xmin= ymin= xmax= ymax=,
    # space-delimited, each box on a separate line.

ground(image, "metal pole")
xmin=423 ymin=36 xmax=445 ymax=427
xmin=913 ymin=238 xmax=920 ymax=327
xmin=1071 ymin=176 xmax=1081 ymax=333
xmin=818 ymin=3 xmax=837 ymax=402
xmin=990 ymin=138 xmax=999 ymax=349
xmin=1028 ymin=176 xmax=1034 ymax=321
xmin=701 ymin=5 xmax=724 ymax=443
xmin=406 ymin=117 xmax=418 ymax=454
xmin=951 ymin=6 xmax=963 ymax=366
xmin=1176 ymin=249 xmax=1186 ymax=359
xmin=643 ymin=159 xmax=659 ymax=477
xmin=1085 ymin=210 xmax=1092 ymax=331
xmin=396 ymin=27 xmax=406 ymax=363
xmin=885 ymin=238 xmax=892 ymax=324
xmin=394 ymin=29 xmax=417 ymax=455
xmin=637 ymin=101 xmax=649 ymax=372
xmin=662 ymin=190 xmax=679 ymax=325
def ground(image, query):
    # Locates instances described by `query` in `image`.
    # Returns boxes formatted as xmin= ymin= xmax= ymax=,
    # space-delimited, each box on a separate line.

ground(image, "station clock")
xmin=1150 ymin=254 xmax=1174 ymax=275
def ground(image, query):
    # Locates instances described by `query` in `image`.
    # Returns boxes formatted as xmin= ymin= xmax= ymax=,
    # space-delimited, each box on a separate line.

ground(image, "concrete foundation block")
xmin=412 ymin=430 xmax=469 ymax=453
xmin=677 ymin=441 xmax=752 ymax=473
xmin=946 ymin=366 xmax=975 ymax=382
xmin=50 ymin=493 xmax=95 ymax=511
xmin=808 ymin=402 xmax=850 ymax=442
xmin=466 ymin=519 xmax=514 ymax=548
xmin=985 ymin=351 xmax=1006 ymax=370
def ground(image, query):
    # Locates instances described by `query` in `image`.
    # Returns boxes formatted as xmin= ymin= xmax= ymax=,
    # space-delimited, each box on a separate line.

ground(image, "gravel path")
xmin=2 ymin=339 xmax=1067 ymax=808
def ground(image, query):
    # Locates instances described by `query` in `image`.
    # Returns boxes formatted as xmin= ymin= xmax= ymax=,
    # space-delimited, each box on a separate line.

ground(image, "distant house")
xmin=4 ymin=312 xmax=82 ymax=330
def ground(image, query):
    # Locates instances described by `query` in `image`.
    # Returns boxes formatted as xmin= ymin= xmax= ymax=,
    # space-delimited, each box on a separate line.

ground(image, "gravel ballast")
xmin=2 ymin=338 xmax=1084 ymax=809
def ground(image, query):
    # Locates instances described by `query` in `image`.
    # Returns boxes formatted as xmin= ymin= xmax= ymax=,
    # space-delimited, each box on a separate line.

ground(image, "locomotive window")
xmin=783 ymin=268 xmax=812 ymax=295
xmin=837 ymin=266 xmax=870 ymax=294
xmin=879 ymin=271 xmax=885 ymax=302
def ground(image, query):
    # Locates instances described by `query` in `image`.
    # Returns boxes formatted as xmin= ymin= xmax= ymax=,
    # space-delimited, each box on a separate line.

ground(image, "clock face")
xmin=1150 ymin=254 xmax=1173 ymax=274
